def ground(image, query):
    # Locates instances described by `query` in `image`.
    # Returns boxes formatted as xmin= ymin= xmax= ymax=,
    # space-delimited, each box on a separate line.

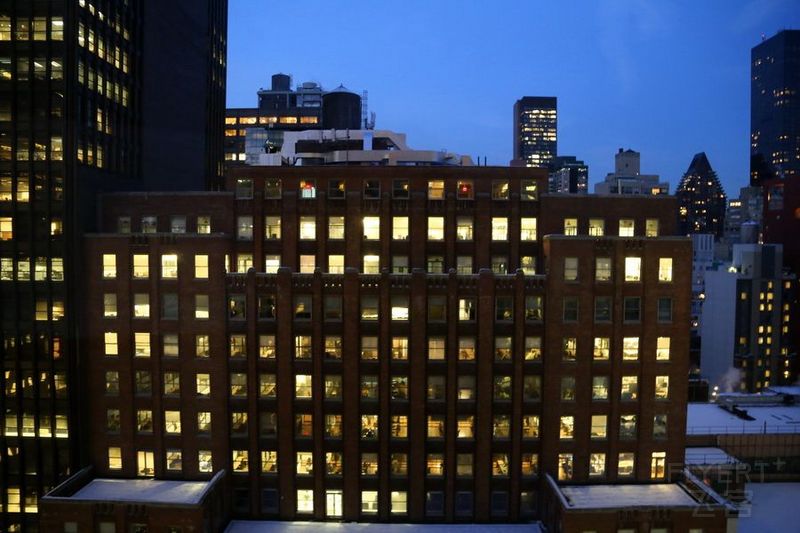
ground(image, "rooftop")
xmin=685 ymin=447 xmax=741 ymax=466
xmin=686 ymin=402 xmax=800 ymax=435
xmin=558 ymin=484 xmax=698 ymax=509
xmin=225 ymin=523 xmax=542 ymax=533
xmin=69 ymin=479 xmax=210 ymax=505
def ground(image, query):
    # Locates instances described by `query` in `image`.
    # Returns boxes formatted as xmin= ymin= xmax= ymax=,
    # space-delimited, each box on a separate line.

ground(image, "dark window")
xmin=393 ymin=179 xmax=409 ymax=198
xmin=428 ymin=296 xmax=446 ymax=321
xmin=233 ymin=488 xmax=249 ymax=513
xmin=228 ymin=294 xmax=246 ymax=320
xmin=491 ymin=491 xmax=509 ymax=517
xmin=328 ymin=179 xmax=345 ymax=199
xmin=162 ymin=293 xmax=178 ymax=320
xmin=525 ymin=296 xmax=543 ymax=321
xmin=258 ymin=295 xmax=275 ymax=319
xmin=455 ymin=491 xmax=473 ymax=517
xmin=134 ymin=371 xmax=151 ymax=395
xmin=325 ymin=296 xmax=342 ymax=320
xmin=594 ymin=296 xmax=612 ymax=322
xmin=563 ymin=296 xmax=578 ymax=322
xmin=425 ymin=491 xmax=444 ymax=516
xmin=294 ymin=295 xmax=312 ymax=320
xmin=364 ymin=180 xmax=380 ymax=199
xmin=520 ymin=491 xmax=537 ymax=515
xmin=261 ymin=489 xmax=279 ymax=513
xmin=623 ymin=297 xmax=640 ymax=322
xmin=657 ymin=297 xmax=673 ymax=323
xmin=260 ymin=412 xmax=277 ymax=437
xmin=496 ymin=296 xmax=513 ymax=321
xmin=235 ymin=179 xmax=253 ymax=199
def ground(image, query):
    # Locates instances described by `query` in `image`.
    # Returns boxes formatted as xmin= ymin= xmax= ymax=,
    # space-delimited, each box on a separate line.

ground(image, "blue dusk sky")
xmin=226 ymin=0 xmax=800 ymax=196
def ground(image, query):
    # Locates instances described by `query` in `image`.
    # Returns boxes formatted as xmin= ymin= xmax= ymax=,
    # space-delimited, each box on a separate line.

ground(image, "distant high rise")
xmin=0 ymin=1 xmax=227 ymax=530
xmin=513 ymin=96 xmax=557 ymax=168
xmin=548 ymin=155 xmax=588 ymax=194
xmin=676 ymin=153 xmax=727 ymax=238
xmin=593 ymin=148 xmax=669 ymax=195
xmin=750 ymin=30 xmax=800 ymax=186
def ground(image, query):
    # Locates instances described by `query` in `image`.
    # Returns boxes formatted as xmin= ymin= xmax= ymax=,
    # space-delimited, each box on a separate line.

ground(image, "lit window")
xmin=495 ymin=336 xmax=512 ymax=360
xmin=161 ymin=254 xmax=178 ymax=279
xmin=456 ymin=217 xmax=473 ymax=240
xmin=392 ymin=216 xmax=408 ymax=240
xmin=363 ymin=216 xmax=380 ymax=240
xmin=299 ymin=216 xmax=316 ymax=240
xmin=622 ymin=337 xmax=639 ymax=360
xmin=524 ymin=337 xmax=542 ymax=360
xmin=297 ymin=452 xmax=314 ymax=476
xmin=520 ymin=218 xmax=537 ymax=240
xmin=391 ymin=295 xmax=409 ymax=321
xmin=589 ymin=218 xmax=604 ymax=236
xmin=491 ymin=181 xmax=509 ymax=199
xmin=328 ymin=216 xmax=345 ymax=239
xmin=237 ymin=216 xmax=253 ymax=240
xmin=491 ymin=255 xmax=507 ymax=274
xmin=428 ymin=337 xmax=445 ymax=360
xmin=232 ymin=450 xmax=249 ymax=473
xmin=392 ymin=337 xmax=408 ymax=360
xmin=197 ymin=215 xmax=211 ymax=234
xmin=656 ymin=337 xmax=671 ymax=360
xmin=560 ymin=416 xmax=574 ymax=439
xmin=427 ymin=216 xmax=444 ymax=240
xmin=456 ymin=256 xmax=472 ymax=274
xmin=593 ymin=337 xmax=610 ymax=360
xmin=428 ymin=180 xmax=444 ymax=199
xmin=195 ymin=295 xmax=210 ymax=319
xmin=646 ymin=218 xmax=659 ymax=237
xmin=265 ymin=216 xmax=281 ymax=239
xmin=658 ymin=257 xmax=673 ymax=282
xmin=563 ymin=218 xmax=578 ymax=235
xmin=624 ymin=257 xmax=641 ymax=281
xmin=102 ymin=254 xmax=117 ymax=278
xmin=592 ymin=376 xmax=609 ymax=400
xmin=164 ymin=411 xmax=181 ymax=434
xmin=651 ymin=451 xmax=666 ymax=479
xmin=295 ymin=335 xmax=311 ymax=359
xmin=363 ymin=255 xmax=380 ymax=274
xmin=595 ymin=257 xmax=611 ymax=281
xmin=618 ymin=453 xmax=635 ymax=476
xmin=134 ymin=332 xmax=151 ymax=357
xmin=621 ymin=376 xmax=638 ymax=400
xmin=655 ymin=375 xmax=669 ymax=399
xmin=558 ymin=453 xmax=573 ymax=480
xmin=299 ymin=254 xmax=315 ymax=273
xmin=564 ymin=257 xmax=578 ymax=281
xmin=133 ymin=293 xmax=150 ymax=318
xmin=295 ymin=375 xmax=312 ymax=399
xmin=459 ymin=298 xmax=476 ymax=321
xmin=104 ymin=332 xmax=118 ymax=356
xmin=132 ymin=254 xmax=148 ymax=278
xmin=590 ymin=453 xmax=606 ymax=477
xmin=265 ymin=255 xmax=280 ymax=273
xmin=299 ymin=180 xmax=316 ymax=198
xmin=361 ymin=490 xmax=378 ymax=514
xmin=491 ymin=217 xmax=508 ymax=241
xmin=391 ymin=491 xmax=407 ymax=515
xmin=521 ymin=180 xmax=538 ymax=200
xmin=195 ymin=255 xmax=209 ymax=278
xmin=108 ymin=447 xmax=122 ymax=470
xmin=361 ymin=415 xmax=378 ymax=439
xmin=619 ymin=218 xmax=635 ymax=237
xmin=328 ymin=255 xmax=344 ymax=274
xmin=591 ymin=415 xmax=607 ymax=439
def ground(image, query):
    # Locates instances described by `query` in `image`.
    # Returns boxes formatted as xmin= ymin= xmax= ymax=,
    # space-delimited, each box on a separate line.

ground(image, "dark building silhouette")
xmin=750 ymin=30 xmax=800 ymax=187
xmin=0 ymin=1 xmax=227 ymax=529
xmin=513 ymin=97 xmax=557 ymax=168
xmin=676 ymin=153 xmax=727 ymax=238
xmin=226 ymin=74 xmax=366 ymax=165
xmin=548 ymin=155 xmax=588 ymax=194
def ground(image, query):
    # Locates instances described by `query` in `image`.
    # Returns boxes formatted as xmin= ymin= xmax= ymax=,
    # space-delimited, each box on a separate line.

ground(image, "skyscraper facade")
xmin=0 ymin=1 xmax=227 ymax=530
xmin=513 ymin=97 xmax=556 ymax=168
xmin=676 ymin=152 xmax=727 ymax=239
xmin=750 ymin=30 xmax=800 ymax=187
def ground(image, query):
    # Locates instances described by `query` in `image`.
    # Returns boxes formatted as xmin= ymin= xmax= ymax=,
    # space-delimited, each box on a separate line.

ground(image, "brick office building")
xmin=59 ymin=166 xmax=699 ymax=526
